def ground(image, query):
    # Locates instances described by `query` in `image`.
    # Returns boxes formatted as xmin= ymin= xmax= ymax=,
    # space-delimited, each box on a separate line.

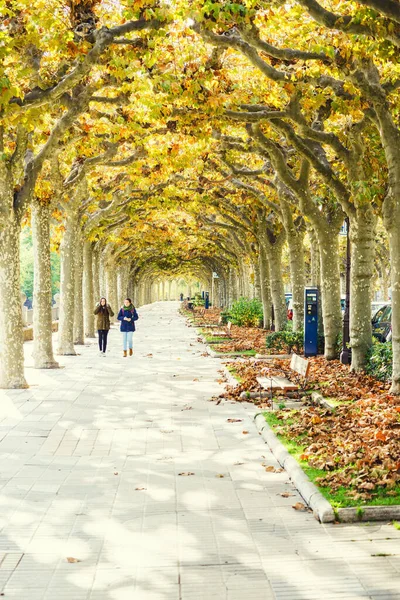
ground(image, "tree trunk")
xmin=0 ymin=216 xmax=27 ymax=388
xmin=386 ymin=211 xmax=400 ymax=393
xmin=309 ymin=227 xmax=321 ymax=287
xmin=83 ymin=241 xmax=95 ymax=338
xmin=280 ymin=200 xmax=305 ymax=331
xmin=57 ymin=212 xmax=77 ymax=355
xmin=259 ymin=243 xmax=272 ymax=329
xmin=106 ymin=266 xmax=118 ymax=322
xmin=117 ymin=266 xmax=128 ymax=307
xmin=73 ymin=230 xmax=84 ymax=345
xmin=264 ymin=241 xmax=287 ymax=331
xmin=92 ymin=246 xmax=100 ymax=302
xmin=287 ymin=230 xmax=305 ymax=332
xmin=31 ymin=202 xmax=59 ymax=369
xmin=318 ymin=235 xmax=342 ymax=359
xmin=349 ymin=209 xmax=376 ymax=371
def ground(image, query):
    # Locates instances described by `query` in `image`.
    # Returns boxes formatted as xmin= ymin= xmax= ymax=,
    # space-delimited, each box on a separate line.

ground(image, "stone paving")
xmin=0 ymin=301 xmax=399 ymax=599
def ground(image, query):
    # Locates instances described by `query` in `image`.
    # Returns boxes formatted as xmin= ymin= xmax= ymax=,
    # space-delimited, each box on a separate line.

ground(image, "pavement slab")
xmin=0 ymin=301 xmax=399 ymax=599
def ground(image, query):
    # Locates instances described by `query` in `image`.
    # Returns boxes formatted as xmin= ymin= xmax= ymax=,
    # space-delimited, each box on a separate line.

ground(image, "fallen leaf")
xmin=114 ymin=472 xmax=118 ymax=475
xmin=292 ymin=502 xmax=306 ymax=511
xmin=242 ymin=430 xmax=249 ymax=434
xmin=181 ymin=406 xmax=193 ymax=411
xmin=227 ymin=418 xmax=243 ymax=423
xmin=146 ymin=353 xmax=153 ymax=357
xmin=178 ymin=472 xmax=195 ymax=476
xmin=66 ymin=557 xmax=81 ymax=563
xmin=280 ymin=492 xmax=294 ymax=498
xmin=135 ymin=486 xmax=146 ymax=491
xmin=193 ymin=378 xmax=199 ymax=381
xmin=234 ymin=461 xmax=245 ymax=465
xmin=216 ymin=474 xmax=225 ymax=478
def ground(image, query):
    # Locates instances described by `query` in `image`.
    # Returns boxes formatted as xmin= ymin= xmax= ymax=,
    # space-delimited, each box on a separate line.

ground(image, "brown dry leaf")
xmin=227 ymin=418 xmax=243 ymax=423
xmin=181 ymin=406 xmax=193 ymax=411
xmin=292 ymin=502 xmax=306 ymax=511
xmin=66 ymin=557 xmax=81 ymax=563
xmin=280 ymin=492 xmax=294 ymax=498
xmin=135 ymin=486 xmax=146 ymax=491
xmin=146 ymin=353 xmax=153 ymax=357
xmin=193 ymin=378 xmax=199 ymax=381
xmin=216 ymin=474 xmax=225 ymax=478
xmin=242 ymin=430 xmax=249 ymax=434
xmin=178 ymin=472 xmax=195 ymax=476
xmin=114 ymin=472 xmax=118 ymax=475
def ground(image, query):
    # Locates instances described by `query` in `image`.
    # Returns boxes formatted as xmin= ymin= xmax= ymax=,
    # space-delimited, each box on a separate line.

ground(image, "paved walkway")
xmin=0 ymin=302 xmax=400 ymax=599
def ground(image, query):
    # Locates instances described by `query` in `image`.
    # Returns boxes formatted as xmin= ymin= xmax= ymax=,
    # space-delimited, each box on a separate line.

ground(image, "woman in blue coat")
xmin=117 ymin=298 xmax=139 ymax=357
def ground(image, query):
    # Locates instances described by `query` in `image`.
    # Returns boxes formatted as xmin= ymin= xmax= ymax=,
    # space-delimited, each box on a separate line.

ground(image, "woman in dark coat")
xmin=117 ymin=298 xmax=139 ymax=357
xmin=94 ymin=297 xmax=114 ymax=356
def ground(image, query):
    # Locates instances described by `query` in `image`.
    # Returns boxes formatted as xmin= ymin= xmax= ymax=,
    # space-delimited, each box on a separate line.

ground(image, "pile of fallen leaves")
xmin=218 ymin=355 xmax=399 ymax=500
xmin=220 ymin=356 xmax=391 ymax=403
xmin=273 ymin=397 xmax=400 ymax=500
xmin=214 ymin=326 xmax=268 ymax=353
xmin=219 ymin=359 xmax=295 ymax=402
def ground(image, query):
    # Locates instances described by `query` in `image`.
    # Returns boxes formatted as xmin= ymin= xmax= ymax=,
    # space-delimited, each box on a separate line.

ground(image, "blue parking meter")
xmin=205 ymin=292 xmax=210 ymax=309
xmin=304 ymin=287 xmax=318 ymax=357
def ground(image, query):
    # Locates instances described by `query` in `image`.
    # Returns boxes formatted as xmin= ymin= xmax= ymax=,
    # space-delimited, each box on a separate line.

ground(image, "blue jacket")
xmin=117 ymin=307 xmax=139 ymax=332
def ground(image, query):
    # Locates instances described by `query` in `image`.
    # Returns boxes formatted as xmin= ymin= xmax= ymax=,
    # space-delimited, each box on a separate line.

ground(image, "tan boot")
xmin=129 ymin=348 xmax=133 ymax=356
xmin=123 ymin=350 xmax=127 ymax=357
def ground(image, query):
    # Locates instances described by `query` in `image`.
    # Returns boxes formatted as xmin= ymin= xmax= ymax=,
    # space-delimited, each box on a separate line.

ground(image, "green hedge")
xmin=366 ymin=341 xmax=392 ymax=382
xmin=229 ymin=297 xmax=263 ymax=327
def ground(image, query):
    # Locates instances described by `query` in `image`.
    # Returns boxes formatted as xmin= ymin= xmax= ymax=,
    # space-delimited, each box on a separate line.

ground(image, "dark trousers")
xmin=98 ymin=330 xmax=109 ymax=352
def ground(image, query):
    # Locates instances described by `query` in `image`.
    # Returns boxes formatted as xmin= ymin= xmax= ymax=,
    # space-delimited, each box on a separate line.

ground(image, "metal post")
xmin=340 ymin=217 xmax=351 ymax=365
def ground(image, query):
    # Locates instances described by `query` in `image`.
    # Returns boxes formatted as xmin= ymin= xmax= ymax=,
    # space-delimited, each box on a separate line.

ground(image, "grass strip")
xmin=263 ymin=411 xmax=400 ymax=509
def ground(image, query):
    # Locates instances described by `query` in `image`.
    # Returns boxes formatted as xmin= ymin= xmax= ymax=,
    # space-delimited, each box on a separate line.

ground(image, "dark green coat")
xmin=94 ymin=304 xmax=114 ymax=330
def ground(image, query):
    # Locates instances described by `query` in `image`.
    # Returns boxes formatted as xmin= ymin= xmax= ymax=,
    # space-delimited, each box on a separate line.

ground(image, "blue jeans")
xmin=122 ymin=331 xmax=133 ymax=351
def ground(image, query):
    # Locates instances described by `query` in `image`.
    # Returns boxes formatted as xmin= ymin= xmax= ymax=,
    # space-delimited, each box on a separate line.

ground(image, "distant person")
xmin=180 ymin=293 xmax=184 ymax=301
xmin=117 ymin=298 xmax=139 ymax=357
xmin=94 ymin=297 xmax=114 ymax=356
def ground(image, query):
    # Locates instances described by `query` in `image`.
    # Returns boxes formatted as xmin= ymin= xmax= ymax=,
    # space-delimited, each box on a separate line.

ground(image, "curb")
xmin=254 ymin=413 xmax=335 ymax=523
xmin=254 ymin=413 xmax=400 ymax=524
xmin=221 ymin=365 xmax=240 ymax=388
xmin=311 ymin=391 xmax=334 ymax=411
xmin=206 ymin=345 xmax=257 ymax=359
xmin=254 ymin=354 xmax=291 ymax=360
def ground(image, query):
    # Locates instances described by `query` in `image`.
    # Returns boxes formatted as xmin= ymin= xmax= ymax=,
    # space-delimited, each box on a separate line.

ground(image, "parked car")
xmin=372 ymin=303 xmax=392 ymax=342
xmin=371 ymin=301 xmax=388 ymax=317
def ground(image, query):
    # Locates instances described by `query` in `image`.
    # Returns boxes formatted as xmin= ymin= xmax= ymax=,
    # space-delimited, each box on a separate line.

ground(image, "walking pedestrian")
xmin=117 ymin=298 xmax=139 ymax=357
xmin=94 ymin=297 xmax=114 ymax=356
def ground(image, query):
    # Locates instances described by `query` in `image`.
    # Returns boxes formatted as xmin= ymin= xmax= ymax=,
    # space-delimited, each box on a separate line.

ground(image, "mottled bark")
xmin=106 ymin=266 xmax=118 ymax=322
xmin=370 ymin=95 xmax=400 ymax=393
xmin=259 ymin=243 xmax=272 ymax=329
xmin=73 ymin=231 xmax=84 ymax=345
xmin=278 ymin=194 xmax=306 ymax=331
xmin=280 ymin=204 xmax=305 ymax=331
xmin=31 ymin=202 xmax=59 ymax=369
xmin=309 ymin=226 xmax=321 ymax=287
xmin=57 ymin=212 xmax=77 ymax=355
xmin=349 ymin=208 xmax=376 ymax=371
xmin=0 ymin=217 xmax=27 ymax=388
xmin=117 ymin=266 xmax=129 ymax=307
xmin=83 ymin=241 xmax=95 ymax=338
xmin=92 ymin=246 xmax=100 ymax=302
xmin=318 ymin=235 xmax=342 ymax=359
xmin=265 ymin=241 xmax=287 ymax=331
